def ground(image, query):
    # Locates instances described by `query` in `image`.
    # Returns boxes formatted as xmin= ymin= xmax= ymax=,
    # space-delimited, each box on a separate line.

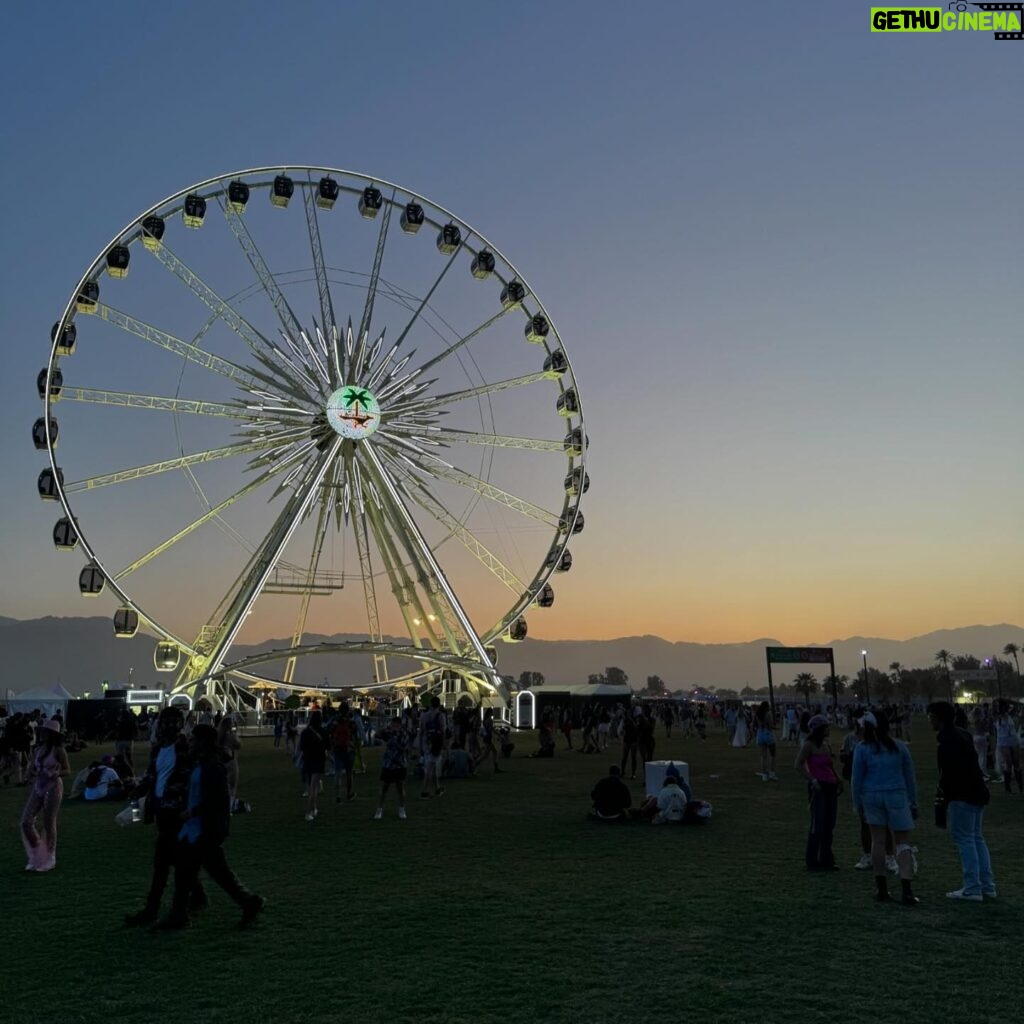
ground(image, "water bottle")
xmin=130 ymin=799 xmax=141 ymax=824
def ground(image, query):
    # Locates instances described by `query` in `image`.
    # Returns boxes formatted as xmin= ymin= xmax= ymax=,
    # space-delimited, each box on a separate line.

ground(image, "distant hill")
xmin=0 ymin=615 xmax=1021 ymax=696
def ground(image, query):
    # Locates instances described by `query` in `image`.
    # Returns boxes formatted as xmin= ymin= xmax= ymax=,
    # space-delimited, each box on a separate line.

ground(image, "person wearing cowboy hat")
xmin=20 ymin=718 xmax=69 ymax=872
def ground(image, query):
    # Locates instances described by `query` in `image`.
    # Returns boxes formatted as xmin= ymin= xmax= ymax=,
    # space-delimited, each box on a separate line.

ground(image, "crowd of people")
xmin=2 ymin=691 xmax=1020 ymax=925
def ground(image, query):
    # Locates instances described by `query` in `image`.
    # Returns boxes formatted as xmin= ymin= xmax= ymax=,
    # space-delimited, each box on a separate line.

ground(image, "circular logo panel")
xmin=326 ymin=385 xmax=381 ymax=440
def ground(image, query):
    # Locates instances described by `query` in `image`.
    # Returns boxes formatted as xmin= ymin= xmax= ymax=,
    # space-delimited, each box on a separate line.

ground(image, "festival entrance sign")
xmin=764 ymin=646 xmax=837 ymax=719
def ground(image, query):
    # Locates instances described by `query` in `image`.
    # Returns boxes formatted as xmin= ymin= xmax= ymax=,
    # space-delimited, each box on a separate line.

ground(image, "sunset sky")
xmin=1 ymin=2 xmax=1021 ymax=650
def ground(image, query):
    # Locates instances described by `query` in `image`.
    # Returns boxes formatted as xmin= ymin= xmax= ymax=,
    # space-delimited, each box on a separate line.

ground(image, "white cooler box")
xmin=644 ymin=760 xmax=690 ymax=798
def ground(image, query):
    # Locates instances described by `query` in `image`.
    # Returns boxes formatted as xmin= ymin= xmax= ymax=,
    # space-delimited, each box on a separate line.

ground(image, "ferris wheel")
xmin=35 ymin=167 xmax=588 ymax=707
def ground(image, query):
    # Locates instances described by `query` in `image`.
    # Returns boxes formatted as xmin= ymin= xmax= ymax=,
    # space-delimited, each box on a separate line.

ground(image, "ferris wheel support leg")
xmin=362 ymin=442 xmax=499 ymax=693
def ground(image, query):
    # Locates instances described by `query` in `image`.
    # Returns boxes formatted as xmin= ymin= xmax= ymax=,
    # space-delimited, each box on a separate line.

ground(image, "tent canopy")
xmin=6 ymin=684 xmax=75 ymax=718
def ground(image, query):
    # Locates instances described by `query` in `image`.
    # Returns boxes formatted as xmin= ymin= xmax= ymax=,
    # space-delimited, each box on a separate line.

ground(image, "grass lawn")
xmin=1 ymin=726 xmax=1022 ymax=1024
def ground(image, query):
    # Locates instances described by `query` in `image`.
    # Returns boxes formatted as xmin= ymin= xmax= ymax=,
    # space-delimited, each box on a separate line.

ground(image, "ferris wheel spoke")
xmin=302 ymin=177 xmax=338 ymax=379
xmin=147 ymin=242 xmax=280 ymax=362
xmin=362 ymin=442 xmax=497 ymax=670
xmin=92 ymin=303 xmax=256 ymax=389
xmin=391 ymin=244 xmax=463 ymax=353
xmin=355 ymin=190 xmax=396 ymax=375
xmin=404 ymin=458 xmax=561 ymax=529
xmin=192 ymin=438 xmax=344 ymax=679
xmin=389 ymin=372 xmax=550 ymax=415
xmin=416 ymin=308 xmax=509 ymax=375
xmin=57 ymin=386 xmax=291 ymax=422
xmin=218 ymin=197 xmax=305 ymax=341
xmin=111 ymin=441 xmax=318 ymax=583
xmin=64 ymin=430 xmax=308 ymax=493
xmin=413 ymin=427 xmax=565 ymax=453
xmin=397 ymin=470 xmax=526 ymax=595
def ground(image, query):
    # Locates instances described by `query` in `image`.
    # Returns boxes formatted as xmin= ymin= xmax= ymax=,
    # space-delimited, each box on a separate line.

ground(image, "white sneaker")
xmin=304 ymin=811 xmax=315 ymax=822
xmin=755 ymin=772 xmax=767 ymax=781
xmin=886 ymin=856 xmax=898 ymax=873
xmin=983 ymin=888 xmax=998 ymax=898
xmin=854 ymin=854 xmax=872 ymax=870
xmin=946 ymin=888 xmax=983 ymax=902
xmin=373 ymin=807 xmax=383 ymax=820
xmin=767 ymin=772 xmax=779 ymax=781
xmin=398 ymin=807 xmax=407 ymax=820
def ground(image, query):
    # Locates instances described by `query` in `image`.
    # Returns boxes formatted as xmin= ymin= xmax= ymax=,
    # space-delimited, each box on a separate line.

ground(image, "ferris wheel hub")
xmin=326 ymin=384 xmax=381 ymax=440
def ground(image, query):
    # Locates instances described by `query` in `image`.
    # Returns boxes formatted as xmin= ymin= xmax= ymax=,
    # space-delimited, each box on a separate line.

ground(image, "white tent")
xmin=6 ymin=684 xmax=75 ymax=719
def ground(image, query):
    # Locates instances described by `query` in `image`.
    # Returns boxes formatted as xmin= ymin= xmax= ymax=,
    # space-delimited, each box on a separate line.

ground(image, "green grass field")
xmin=2 ymin=727 xmax=1021 ymax=1024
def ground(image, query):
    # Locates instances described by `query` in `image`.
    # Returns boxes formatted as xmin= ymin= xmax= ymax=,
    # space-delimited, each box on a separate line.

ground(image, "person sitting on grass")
xmin=83 ymin=756 xmax=126 ymax=802
xmin=531 ymin=719 xmax=556 ymax=758
xmin=638 ymin=765 xmax=702 ymax=824
xmin=590 ymin=765 xmax=632 ymax=821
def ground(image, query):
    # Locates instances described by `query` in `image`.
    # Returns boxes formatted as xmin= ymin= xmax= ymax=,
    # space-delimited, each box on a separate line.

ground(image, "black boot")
xmin=900 ymin=878 xmax=920 ymax=905
xmin=875 ymin=875 xmax=890 ymax=902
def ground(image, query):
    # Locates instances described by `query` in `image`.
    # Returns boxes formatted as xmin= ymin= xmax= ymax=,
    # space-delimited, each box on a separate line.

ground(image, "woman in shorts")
xmin=851 ymin=711 xmax=919 ymax=905
xmin=754 ymin=702 xmax=777 ymax=781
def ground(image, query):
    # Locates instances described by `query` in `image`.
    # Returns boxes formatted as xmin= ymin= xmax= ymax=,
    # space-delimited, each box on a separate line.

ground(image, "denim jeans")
xmin=947 ymin=801 xmax=994 ymax=895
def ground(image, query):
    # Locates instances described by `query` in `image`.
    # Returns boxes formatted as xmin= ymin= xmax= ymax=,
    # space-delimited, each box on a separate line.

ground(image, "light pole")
xmin=861 ymin=650 xmax=870 ymax=706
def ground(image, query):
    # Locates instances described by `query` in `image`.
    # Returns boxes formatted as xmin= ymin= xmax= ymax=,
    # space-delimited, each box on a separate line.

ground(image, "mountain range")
xmin=1 ymin=616 xmax=1021 ymax=696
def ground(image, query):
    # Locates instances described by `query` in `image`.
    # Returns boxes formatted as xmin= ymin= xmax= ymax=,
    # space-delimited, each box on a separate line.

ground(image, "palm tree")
xmin=935 ymin=648 xmax=954 ymax=702
xmin=1003 ymin=643 xmax=1021 ymax=679
xmin=793 ymin=672 xmax=818 ymax=704
xmin=889 ymin=661 xmax=902 ymax=682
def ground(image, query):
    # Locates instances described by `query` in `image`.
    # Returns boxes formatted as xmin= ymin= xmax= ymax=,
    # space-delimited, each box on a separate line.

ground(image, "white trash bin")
xmin=644 ymin=760 xmax=690 ymax=797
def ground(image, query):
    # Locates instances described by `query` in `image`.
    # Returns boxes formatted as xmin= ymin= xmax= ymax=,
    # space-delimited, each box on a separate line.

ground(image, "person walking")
xmin=125 ymin=707 xmax=206 ymax=926
xmin=20 ymin=718 xmax=69 ymax=872
xmin=299 ymin=711 xmax=327 ymax=822
xmin=477 ymin=707 xmax=503 ymax=774
xmin=994 ymin=700 xmax=1022 ymax=794
xmin=418 ymin=697 xmax=447 ymax=799
xmin=795 ymin=714 xmax=841 ymax=871
xmin=160 ymin=724 xmax=264 ymax=930
xmin=754 ymin=702 xmax=778 ymax=780
xmin=217 ymin=715 xmax=242 ymax=813
xmin=331 ymin=703 xmax=357 ymax=803
xmin=620 ymin=711 xmax=639 ymax=779
xmin=927 ymin=701 xmax=996 ymax=901
xmin=851 ymin=711 xmax=920 ymax=905
xmin=114 ymin=709 xmax=138 ymax=777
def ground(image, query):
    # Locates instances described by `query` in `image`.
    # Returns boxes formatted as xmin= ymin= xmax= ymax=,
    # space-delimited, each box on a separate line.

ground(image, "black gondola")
xmin=37 ymin=467 xmax=63 ymax=500
xmin=359 ymin=186 xmax=383 ymax=218
xmin=543 ymin=350 xmax=568 ymax=377
xmin=227 ymin=180 xmax=250 ymax=213
xmin=535 ymin=583 xmax=555 ymax=608
xmin=142 ymin=214 xmax=165 ymax=250
xmin=183 ymin=193 xmax=206 ymax=228
xmin=316 ymin=176 xmax=340 ymax=209
xmin=400 ymin=202 xmax=424 ymax=233
xmin=32 ymin=417 xmax=59 ymax=450
xmin=106 ymin=245 xmax=130 ymax=279
xmin=558 ymin=511 xmax=585 ymax=535
xmin=79 ymin=563 xmax=105 ymax=597
xmin=37 ymin=367 xmax=63 ymax=400
xmin=525 ymin=314 xmax=549 ymax=344
xmin=113 ymin=607 xmax=139 ymax=638
xmin=556 ymin=388 xmax=578 ymax=417
xmin=76 ymin=281 xmax=99 ymax=313
xmin=563 ymin=427 xmax=588 ymax=457
xmin=501 ymin=280 xmax=526 ymax=310
xmin=51 ymin=321 xmax=77 ymax=356
xmin=271 ymin=174 xmax=294 ymax=208
xmin=52 ymin=516 xmax=78 ymax=550
xmin=505 ymin=616 xmax=528 ymax=642
xmin=437 ymin=223 xmax=462 ymax=254
xmin=471 ymin=250 xmax=496 ymax=279
xmin=564 ymin=467 xmax=590 ymax=496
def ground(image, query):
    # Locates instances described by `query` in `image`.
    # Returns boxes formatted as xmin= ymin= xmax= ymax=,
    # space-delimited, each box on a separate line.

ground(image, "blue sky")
xmin=1 ymin=1 xmax=1021 ymax=648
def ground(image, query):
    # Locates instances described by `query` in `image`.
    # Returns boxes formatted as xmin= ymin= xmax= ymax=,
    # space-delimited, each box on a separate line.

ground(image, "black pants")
xmin=145 ymin=809 xmax=205 ymax=914
xmin=806 ymin=782 xmax=838 ymax=869
xmin=170 ymin=837 xmax=251 ymax=920
xmin=621 ymin=742 xmax=638 ymax=776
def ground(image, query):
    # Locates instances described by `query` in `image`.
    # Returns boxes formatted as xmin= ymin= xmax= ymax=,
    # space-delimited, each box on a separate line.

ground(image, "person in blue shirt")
xmin=851 ymin=711 xmax=920 ymax=905
xmin=160 ymin=724 xmax=264 ymax=930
